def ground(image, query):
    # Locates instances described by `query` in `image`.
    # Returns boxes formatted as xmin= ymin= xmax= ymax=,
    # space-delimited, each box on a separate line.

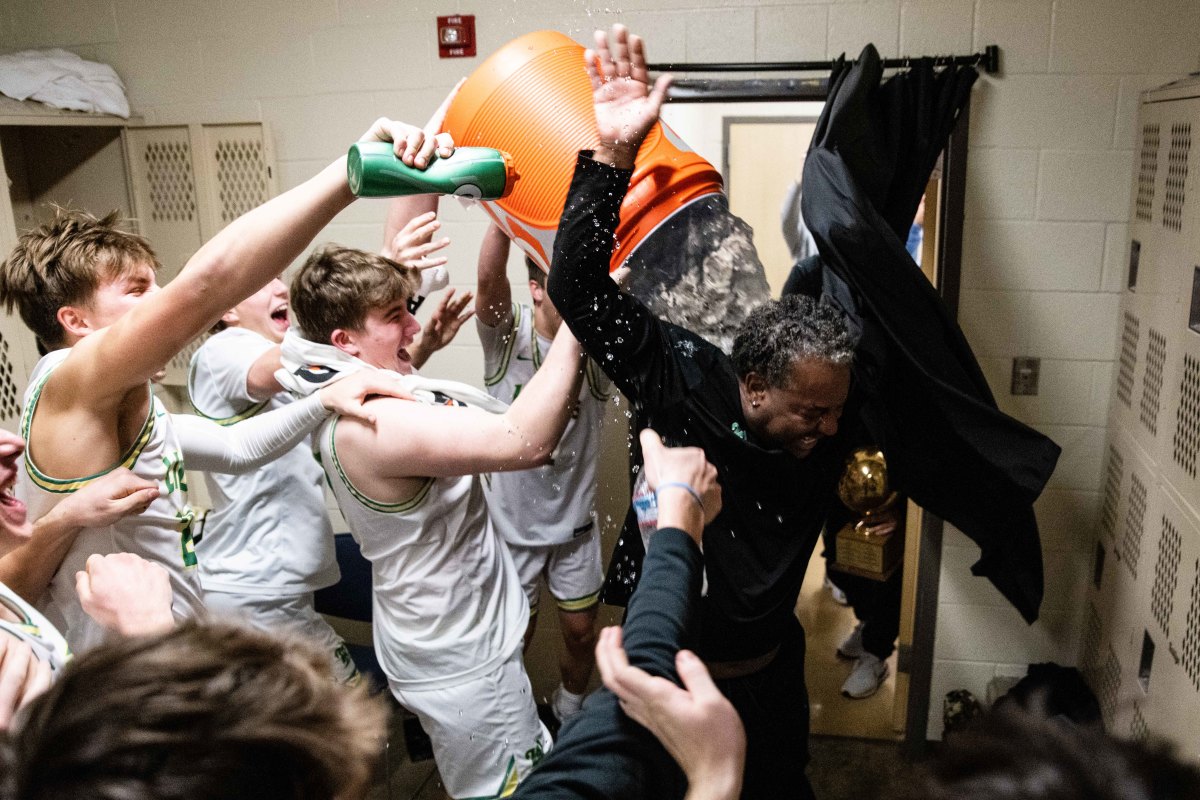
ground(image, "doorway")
xmin=661 ymin=101 xmax=956 ymax=744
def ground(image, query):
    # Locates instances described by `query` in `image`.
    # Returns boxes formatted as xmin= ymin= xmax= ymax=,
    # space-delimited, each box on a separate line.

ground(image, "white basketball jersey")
xmin=477 ymin=303 xmax=611 ymax=547
xmin=188 ymin=328 xmax=338 ymax=595
xmin=19 ymin=350 xmax=205 ymax=653
xmin=0 ymin=580 xmax=70 ymax=676
xmin=317 ymin=410 xmax=527 ymax=691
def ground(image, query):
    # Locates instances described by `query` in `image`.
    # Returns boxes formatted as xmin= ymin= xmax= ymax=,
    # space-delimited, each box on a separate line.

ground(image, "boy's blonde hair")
xmin=290 ymin=244 xmax=419 ymax=345
xmin=0 ymin=209 xmax=159 ymax=349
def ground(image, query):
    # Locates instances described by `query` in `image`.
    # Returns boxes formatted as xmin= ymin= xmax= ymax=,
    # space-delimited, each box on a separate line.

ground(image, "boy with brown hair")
xmin=187 ymin=206 xmax=469 ymax=684
xmin=283 ymin=241 xmax=587 ymax=799
xmin=0 ymin=115 xmax=448 ymax=650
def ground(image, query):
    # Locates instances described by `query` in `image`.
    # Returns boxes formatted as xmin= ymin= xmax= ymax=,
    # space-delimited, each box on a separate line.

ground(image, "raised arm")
xmin=546 ymin=26 xmax=680 ymax=405
xmin=177 ymin=368 xmax=411 ymax=473
xmin=598 ymin=429 xmax=743 ymax=800
xmin=338 ymin=321 xmax=585 ymax=480
xmin=64 ymin=119 xmax=446 ymax=406
xmin=381 ymin=196 xmax=448 ymax=268
xmin=475 ymin=223 xmax=513 ymax=328
xmin=511 ymin=426 xmax=738 ymax=800
xmin=409 ymin=288 xmax=473 ymax=370
xmin=244 ymin=347 xmax=285 ymax=401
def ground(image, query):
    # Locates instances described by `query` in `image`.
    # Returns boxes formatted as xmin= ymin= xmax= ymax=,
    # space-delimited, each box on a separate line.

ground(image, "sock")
xmin=553 ymin=685 xmax=585 ymax=720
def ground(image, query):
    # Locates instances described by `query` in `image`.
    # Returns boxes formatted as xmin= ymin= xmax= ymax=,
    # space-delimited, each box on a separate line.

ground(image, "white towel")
xmin=276 ymin=330 xmax=508 ymax=414
xmin=0 ymin=48 xmax=130 ymax=117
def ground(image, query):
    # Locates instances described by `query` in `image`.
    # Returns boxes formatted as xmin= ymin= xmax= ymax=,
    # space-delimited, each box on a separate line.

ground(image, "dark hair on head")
xmin=909 ymin=705 xmax=1200 ymax=800
xmin=525 ymin=255 xmax=545 ymax=287
xmin=290 ymin=243 xmax=418 ymax=345
xmin=2 ymin=622 xmax=387 ymax=800
xmin=0 ymin=208 xmax=160 ymax=350
xmin=731 ymin=295 xmax=857 ymax=386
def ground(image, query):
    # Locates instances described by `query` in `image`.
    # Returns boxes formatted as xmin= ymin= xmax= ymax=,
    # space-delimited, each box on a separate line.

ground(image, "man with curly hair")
xmin=547 ymin=26 xmax=860 ymax=799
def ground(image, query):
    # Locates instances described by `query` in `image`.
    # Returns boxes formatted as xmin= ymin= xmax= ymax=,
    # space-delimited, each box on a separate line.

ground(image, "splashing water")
xmin=622 ymin=195 xmax=771 ymax=353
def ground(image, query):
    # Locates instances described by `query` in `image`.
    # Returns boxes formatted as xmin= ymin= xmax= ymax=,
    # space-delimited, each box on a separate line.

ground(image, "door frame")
xmin=664 ymin=88 xmax=971 ymax=755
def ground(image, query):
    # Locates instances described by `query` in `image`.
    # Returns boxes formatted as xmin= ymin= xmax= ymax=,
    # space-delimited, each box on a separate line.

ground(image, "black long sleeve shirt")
xmin=513 ymin=527 xmax=699 ymax=799
xmin=548 ymin=153 xmax=844 ymax=662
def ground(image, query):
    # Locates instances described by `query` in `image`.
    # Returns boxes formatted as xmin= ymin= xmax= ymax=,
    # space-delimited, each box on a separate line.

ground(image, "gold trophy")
xmin=831 ymin=447 xmax=904 ymax=581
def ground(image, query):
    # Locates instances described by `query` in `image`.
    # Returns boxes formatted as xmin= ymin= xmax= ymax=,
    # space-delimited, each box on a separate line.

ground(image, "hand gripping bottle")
xmin=347 ymin=142 xmax=517 ymax=200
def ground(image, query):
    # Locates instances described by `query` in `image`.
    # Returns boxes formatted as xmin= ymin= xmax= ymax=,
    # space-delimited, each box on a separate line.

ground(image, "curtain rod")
xmin=648 ymin=45 xmax=1000 ymax=75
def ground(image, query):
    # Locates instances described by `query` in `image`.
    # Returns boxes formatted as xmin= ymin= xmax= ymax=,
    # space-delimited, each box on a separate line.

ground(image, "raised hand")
xmin=639 ymin=428 xmax=722 ymax=539
xmin=584 ymin=24 xmax=673 ymax=169
xmin=411 ymin=288 xmax=475 ymax=369
xmin=316 ymin=368 xmax=414 ymax=426
xmin=358 ymin=109 xmax=454 ymax=170
xmin=50 ymin=467 xmax=159 ymax=530
xmin=382 ymin=210 xmax=450 ymax=270
xmin=0 ymin=636 xmax=51 ymax=729
xmin=597 ymin=627 xmax=745 ymax=800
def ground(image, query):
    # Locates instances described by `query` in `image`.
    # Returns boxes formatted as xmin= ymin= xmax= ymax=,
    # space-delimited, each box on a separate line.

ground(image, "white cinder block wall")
xmin=3 ymin=0 xmax=1198 ymax=740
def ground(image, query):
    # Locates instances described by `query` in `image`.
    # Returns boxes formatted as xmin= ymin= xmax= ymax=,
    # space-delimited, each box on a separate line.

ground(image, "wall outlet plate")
xmin=1011 ymin=357 xmax=1040 ymax=395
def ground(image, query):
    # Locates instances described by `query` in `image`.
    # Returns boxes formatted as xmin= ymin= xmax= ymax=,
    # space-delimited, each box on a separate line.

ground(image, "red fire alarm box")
xmin=437 ymin=15 xmax=476 ymax=58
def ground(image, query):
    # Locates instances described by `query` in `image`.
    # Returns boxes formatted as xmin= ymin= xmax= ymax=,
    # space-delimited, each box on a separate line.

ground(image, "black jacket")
xmin=549 ymin=154 xmax=847 ymax=661
xmin=795 ymin=46 xmax=1060 ymax=621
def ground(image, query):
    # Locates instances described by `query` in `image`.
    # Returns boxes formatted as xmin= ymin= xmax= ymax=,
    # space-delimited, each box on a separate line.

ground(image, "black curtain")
xmin=793 ymin=45 xmax=1060 ymax=622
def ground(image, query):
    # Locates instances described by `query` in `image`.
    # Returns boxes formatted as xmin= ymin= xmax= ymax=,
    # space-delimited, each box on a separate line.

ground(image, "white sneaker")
xmin=841 ymin=653 xmax=888 ymax=699
xmin=823 ymin=574 xmax=849 ymax=605
xmin=836 ymin=621 xmax=866 ymax=659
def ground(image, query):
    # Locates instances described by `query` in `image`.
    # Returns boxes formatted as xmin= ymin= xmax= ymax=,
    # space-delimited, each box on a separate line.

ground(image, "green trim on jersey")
xmin=21 ymin=367 xmax=156 ymax=494
xmin=483 ymin=302 xmax=522 ymax=388
xmin=459 ymin=754 xmax=521 ymax=800
xmin=326 ymin=417 xmax=433 ymax=514
xmin=186 ymin=357 xmax=270 ymax=426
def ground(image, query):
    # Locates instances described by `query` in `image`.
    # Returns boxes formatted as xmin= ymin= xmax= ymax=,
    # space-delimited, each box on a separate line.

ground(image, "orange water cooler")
xmin=442 ymin=30 xmax=724 ymax=273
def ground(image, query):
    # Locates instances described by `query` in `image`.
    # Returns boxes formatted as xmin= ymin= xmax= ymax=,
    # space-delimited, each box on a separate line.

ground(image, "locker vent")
xmin=1139 ymin=328 xmax=1167 ymax=436
xmin=1136 ymin=123 xmax=1158 ymax=222
xmin=0 ymin=332 xmax=21 ymax=423
xmin=1130 ymin=704 xmax=1148 ymax=743
xmin=1120 ymin=473 xmax=1147 ymax=579
xmin=1151 ymin=515 xmax=1182 ymax=637
xmin=168 ymin=334 xmax=209 ymax=374
xmin=1183 ymin=559 xmax=1200 ymax=692
xmin=1097 ymin=645 xmax=1121 ymax=731
xmin=1163 ymin=122 xmax=1191 ymax=232
xmin=1081 ymin=601 xmax=1102 ymax=672
xmin=1101 ymin=446 xmax=1124 ymax=541
xmin=142 ymin=140 xmax=197 ymax=222
xmin=1175 ymin=354 xmax=1200 ymax=478
xmin=215 ymin=139 xmax=269 ymax=223
xmin=1117 ymin=312 xmax=1139 ymax=408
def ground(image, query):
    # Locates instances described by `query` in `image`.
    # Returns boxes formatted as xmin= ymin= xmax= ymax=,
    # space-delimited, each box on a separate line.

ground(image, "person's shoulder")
xmin=663 ymin=323 xmax=728 ymax=367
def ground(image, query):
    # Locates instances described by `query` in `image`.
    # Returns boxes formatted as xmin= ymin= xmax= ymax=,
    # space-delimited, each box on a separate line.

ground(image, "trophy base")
xmin=831 ymin=522 xmax=903 ymax=582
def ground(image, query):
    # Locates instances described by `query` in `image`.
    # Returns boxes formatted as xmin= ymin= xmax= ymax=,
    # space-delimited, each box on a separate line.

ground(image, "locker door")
xmin=194 ymin=123 xmax=278 ymax=242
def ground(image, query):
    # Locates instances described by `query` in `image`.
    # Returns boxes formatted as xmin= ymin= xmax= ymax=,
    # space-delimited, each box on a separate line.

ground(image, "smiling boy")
xmin=0 ymin=115 xmax=448 ymax=651
xmin=283 ymin=243 xmax=588 ymax=798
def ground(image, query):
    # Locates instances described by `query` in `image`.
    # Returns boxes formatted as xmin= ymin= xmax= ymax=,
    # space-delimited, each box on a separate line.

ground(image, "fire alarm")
xmin=437 ymin=15 xmax=476 ymax=58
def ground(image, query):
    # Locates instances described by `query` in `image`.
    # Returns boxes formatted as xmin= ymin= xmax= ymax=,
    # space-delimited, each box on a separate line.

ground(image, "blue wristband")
xmin=655 ymin=481 xmax=705 ymax=513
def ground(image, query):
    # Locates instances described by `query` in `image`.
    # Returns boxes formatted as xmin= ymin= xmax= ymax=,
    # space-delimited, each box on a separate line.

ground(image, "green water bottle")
xmin=347 ymin=142 xmax=516 ymax=200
